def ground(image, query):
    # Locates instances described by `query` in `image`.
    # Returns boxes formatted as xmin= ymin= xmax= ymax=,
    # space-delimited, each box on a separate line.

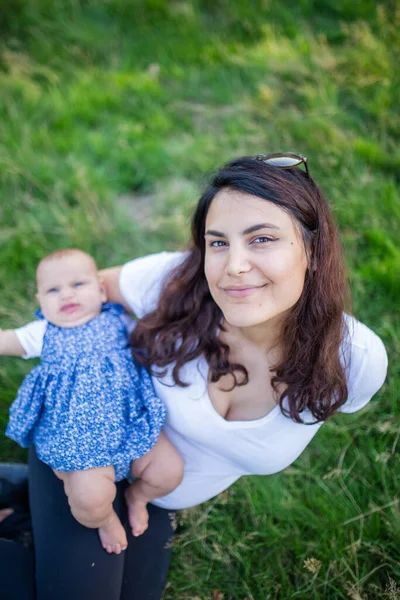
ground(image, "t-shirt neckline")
xmin=198 ymin=356 xmax=281 ymax=429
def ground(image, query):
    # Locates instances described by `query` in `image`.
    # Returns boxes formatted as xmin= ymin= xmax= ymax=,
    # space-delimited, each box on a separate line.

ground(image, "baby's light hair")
xmin=36 ymin=249 xmax=98 ymax=284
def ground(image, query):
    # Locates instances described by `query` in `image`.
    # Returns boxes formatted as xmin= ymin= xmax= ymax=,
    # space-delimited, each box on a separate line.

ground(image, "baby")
xmin=1 ymin=248 xmax=183 ymax=554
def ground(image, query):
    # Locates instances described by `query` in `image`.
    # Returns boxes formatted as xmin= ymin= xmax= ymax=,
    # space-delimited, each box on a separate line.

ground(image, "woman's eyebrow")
xmin=205 ymin=223 xmax=280 ymax=237
xmin=243 ymin=223 xmax=280 ymax=235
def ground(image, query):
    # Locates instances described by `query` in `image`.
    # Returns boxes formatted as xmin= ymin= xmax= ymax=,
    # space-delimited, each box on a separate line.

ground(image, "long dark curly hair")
xmin=131 ymin=156 xmax=352 ymax=423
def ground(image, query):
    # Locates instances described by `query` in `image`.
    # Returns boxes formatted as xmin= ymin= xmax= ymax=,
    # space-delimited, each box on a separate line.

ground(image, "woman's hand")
xmin=99 ymin=266 xmax=131 ymax=311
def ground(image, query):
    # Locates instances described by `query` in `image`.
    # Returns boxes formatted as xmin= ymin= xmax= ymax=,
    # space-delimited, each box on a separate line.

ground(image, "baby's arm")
xmin=0 ymin=320 xmax=45 ymax=359
xmin=0 ymin=329 xmax=26 ymax=356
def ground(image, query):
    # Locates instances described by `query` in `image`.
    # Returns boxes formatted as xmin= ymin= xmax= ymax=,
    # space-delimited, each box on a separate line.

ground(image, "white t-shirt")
xmin=118 ymin=252 xmax=388 ymax=510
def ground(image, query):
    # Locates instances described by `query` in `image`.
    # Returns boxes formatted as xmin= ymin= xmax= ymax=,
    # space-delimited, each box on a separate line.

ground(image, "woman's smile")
xmin=222 ymin=284 xmax=267 ymax=298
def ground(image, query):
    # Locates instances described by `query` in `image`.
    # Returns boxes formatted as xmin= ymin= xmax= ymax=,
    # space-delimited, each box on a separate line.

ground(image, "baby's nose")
xmin=61 ymin=288 xmax=75 ymax=300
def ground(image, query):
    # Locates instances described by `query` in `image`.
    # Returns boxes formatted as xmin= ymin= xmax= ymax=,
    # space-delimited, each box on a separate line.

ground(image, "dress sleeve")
xmin=339 ymin=316 xmax=388 ymax=413
xmin=14 ymin=320 xmax=47 ymax=359
xmin=119 ymin=251 xmax=187 ymax=318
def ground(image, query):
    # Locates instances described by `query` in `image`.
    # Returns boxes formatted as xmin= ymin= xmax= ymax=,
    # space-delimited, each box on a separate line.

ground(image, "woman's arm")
xmin=101 ymin=252 xmax=186 ymax=318
xmin=99 ymin=266 xmax=131 ymax=311
xmin=339 ymin=317 xmax=388 ymax=413
xmin=0 ymin=329 xmax=26 ymax=356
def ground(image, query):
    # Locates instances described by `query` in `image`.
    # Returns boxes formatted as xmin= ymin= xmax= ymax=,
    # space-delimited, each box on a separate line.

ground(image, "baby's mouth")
xmin=60 ymin=303 xmax=80 ymax=313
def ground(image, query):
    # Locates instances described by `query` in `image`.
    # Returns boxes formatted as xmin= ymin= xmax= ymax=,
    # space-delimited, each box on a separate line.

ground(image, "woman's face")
xmin=204 ymin=189 xmax=309 ymax=331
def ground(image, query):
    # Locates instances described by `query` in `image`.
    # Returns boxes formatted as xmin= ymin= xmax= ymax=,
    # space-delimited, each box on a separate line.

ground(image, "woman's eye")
xmin=252 ymin=236 xmax=275 ymax=244
xmin=209 ymin=240 xmax=227 ymax=248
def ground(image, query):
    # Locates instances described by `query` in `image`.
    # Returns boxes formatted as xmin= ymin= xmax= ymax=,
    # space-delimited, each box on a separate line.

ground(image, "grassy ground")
xmin=0 ymin=1 xmax=399 ymax=598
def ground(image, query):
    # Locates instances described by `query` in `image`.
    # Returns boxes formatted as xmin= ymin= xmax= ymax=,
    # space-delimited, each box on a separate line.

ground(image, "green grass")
xmin=0 ymin=1 xmax=399 ymax=598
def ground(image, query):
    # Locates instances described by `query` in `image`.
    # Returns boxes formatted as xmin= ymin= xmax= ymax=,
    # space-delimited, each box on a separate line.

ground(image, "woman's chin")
xmin=222 ymin=310 xmax=271 ymax=330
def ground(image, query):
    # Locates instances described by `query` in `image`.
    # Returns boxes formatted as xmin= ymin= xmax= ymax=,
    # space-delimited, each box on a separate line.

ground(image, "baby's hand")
xmin=0 ymin=329 xmax=26 ymax=356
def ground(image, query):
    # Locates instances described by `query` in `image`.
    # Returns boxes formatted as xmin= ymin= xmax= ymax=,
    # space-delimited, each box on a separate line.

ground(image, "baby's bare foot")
xmin=98 ymin=512 xmax=128 ymax=554
xmin=125 ymin=486 xmax=149 ymax=537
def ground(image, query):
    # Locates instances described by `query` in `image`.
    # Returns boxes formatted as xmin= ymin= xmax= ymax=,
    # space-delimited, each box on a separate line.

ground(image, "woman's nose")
xmin=225 ymin=245 xmax=251 ymax=276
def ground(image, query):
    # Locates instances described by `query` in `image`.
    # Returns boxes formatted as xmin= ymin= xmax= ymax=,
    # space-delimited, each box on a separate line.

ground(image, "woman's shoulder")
xmin=119 ymin=251 xmax=187 ymax=318
xmin=342 ymin=313 xmax=387 ymax=365
xmin=339 ymin=314 xmax=388 ymax=413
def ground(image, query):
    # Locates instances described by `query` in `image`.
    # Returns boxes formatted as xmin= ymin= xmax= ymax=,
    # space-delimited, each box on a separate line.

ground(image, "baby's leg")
xmin=56 ymin=466 xmax=128 ymax=554
xmin=125 ymin=431 xmax=183 ymax=537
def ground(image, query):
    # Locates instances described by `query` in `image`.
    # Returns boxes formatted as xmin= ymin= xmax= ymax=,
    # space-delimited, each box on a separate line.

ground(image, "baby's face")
xmin=36 ymin=253 xmax=107 ymax=327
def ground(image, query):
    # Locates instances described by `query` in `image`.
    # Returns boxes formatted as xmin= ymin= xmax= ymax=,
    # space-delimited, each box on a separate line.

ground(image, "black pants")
xmin=0 ymin=447 xmax=175 ymax=600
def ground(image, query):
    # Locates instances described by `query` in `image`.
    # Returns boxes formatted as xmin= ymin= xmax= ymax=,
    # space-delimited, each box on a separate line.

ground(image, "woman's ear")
xmin=304 ymin=245 xmax=316 ymax=274
xmin=306 ymin=238 xmax=317 ymax=273
xmin=306 ymin=230 xmax=317 ymax=272
xmin=311 ymin=258 xmax=317 ymax=272
xmin=307 ymin=261 xmax=317 ymax=275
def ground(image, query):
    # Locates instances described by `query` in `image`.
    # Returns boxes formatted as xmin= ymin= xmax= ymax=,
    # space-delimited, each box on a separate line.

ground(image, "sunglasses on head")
xmin=254 ymin=152 xmax=309 ymax=176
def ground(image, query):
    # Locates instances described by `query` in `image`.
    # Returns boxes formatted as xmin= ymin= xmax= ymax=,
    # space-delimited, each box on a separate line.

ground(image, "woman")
xmin=1 ymin=153 xmax=388 ymax=599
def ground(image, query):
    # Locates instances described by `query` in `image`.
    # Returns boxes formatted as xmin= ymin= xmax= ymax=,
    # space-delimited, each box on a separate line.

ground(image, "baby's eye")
xmin=47 ymin=287 xmax=59 ymax=294
xmin=73 ymin=281 xmax=85 ymax=288
xmin=209 ymin=240 xmax=227 ymax=248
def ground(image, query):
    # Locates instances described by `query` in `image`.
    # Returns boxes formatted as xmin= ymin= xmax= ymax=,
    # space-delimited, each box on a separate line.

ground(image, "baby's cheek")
xmin=88 ymin=292 xmax=104 ymax=311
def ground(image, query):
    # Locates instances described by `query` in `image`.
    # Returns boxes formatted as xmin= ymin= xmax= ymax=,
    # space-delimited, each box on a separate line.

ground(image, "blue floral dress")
xmin=6 ymin=303 xmax=166 ymax=481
